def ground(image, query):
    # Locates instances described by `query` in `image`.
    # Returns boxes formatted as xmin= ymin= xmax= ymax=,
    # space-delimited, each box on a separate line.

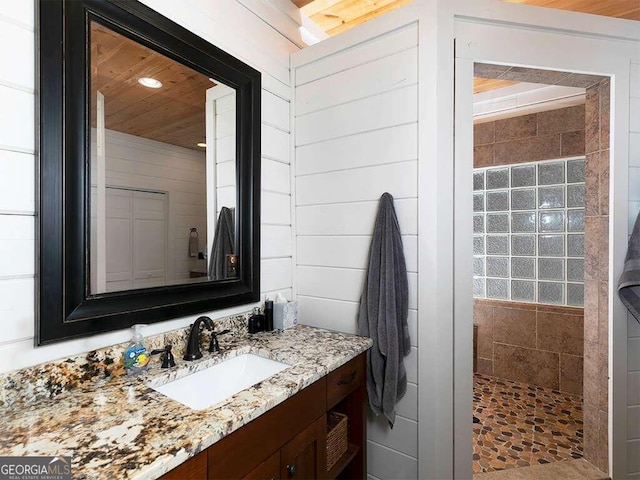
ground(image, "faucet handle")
xmin=151 ymin=345 xmax=177 ymax=369
xmin=208 ymin=329 xmax=230 ymax=353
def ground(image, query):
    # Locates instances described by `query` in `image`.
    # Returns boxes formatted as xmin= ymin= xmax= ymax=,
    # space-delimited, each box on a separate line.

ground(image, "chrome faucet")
xmin=184 ymin=316 xmax=214 ymax=361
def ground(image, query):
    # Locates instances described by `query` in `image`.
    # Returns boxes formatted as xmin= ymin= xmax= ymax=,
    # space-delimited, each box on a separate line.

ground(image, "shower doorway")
xmin=469 ymin=73 xmax=595 ymax=475
xmin=450 ymin=14 xmax=633 ymax=479
xmin=466 ymin=63 xmax=610 ymax=478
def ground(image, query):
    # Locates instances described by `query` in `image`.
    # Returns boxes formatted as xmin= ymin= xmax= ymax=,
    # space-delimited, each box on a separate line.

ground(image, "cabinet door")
xmin=243 ymin=451 xmax=280 ymax=480
xmin=280 ymin=415 xmax=326 ymax=480
xmin=160 ymin=451 xmax=207 ymax=480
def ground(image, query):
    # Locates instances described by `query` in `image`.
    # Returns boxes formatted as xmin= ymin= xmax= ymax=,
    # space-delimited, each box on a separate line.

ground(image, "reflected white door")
xmin=105 ymin=188 xmax=166 ymax=292
xmin=105 ymin=188 xmax=133 ymax=292
xmin=133 ymin=191 xmax=167 ymax=289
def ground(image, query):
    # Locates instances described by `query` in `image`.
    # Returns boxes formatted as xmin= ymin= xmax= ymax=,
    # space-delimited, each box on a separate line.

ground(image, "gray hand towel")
xmin=358 ymin=192 xmax=411 ymax=427
xmin=618 ymin=210 xmax=640 ymax=324
xmin=209 ymin=207 xmax=235 ymax=280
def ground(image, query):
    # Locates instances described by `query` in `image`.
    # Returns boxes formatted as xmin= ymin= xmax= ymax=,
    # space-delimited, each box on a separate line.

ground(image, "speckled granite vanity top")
xmin=0 ymin=317 xmax=372 ymax=479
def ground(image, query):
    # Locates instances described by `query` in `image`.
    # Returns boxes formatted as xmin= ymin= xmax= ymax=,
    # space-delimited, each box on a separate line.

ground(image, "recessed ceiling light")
xmin=138 ymin=77 xmax=163 ymax=89
xmin=196 ymin=143 xmax=207 ymax=148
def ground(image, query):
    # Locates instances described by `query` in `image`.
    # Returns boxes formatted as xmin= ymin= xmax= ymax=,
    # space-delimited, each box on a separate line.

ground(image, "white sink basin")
xmin=151 ymin=354 xmax=290 ymax=410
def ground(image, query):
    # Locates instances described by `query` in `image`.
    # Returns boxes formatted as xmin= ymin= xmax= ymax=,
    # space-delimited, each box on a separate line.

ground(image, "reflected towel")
xmin=209 ymin=207 xmax=234 ymax=280
xmin=188 ymin=228 xmax=199 ymax=257
xmin=618 ymin=210 xmax=640 ymax=324
xmin=358 ymin=192 xmax=411 ymax=428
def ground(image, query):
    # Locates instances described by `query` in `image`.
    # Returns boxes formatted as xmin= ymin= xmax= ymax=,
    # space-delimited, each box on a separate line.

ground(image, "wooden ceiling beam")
xmin=291 ymin=0 xmax=315 ymax=7
xmin=300 ymin=0 xmax=343 ymax=17
xmin=304 ymin=0 xmax=413 ymax=36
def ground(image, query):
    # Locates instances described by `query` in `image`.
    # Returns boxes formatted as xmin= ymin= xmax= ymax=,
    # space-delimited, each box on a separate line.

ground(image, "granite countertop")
xmin=0 ymin=325 xmax=372 ymax=480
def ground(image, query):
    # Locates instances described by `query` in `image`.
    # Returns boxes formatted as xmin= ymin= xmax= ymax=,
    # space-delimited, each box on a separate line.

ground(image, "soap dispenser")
xmin=248 ymin=307 xmax=265 ymax=334
xmin=124 ymin=324 xmax=150 ymax=375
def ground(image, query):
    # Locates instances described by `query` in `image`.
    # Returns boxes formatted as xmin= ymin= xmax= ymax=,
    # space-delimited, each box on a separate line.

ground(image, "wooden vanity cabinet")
xmin=207 ymin=378 xmax=326 ymax=479
xmin=159 ymin=353 xmax=366 ymax=480
xmin=242 ymin=451 xmax=280 ymax=479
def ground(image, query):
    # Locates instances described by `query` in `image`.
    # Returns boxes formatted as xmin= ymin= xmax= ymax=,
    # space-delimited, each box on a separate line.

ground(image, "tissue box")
xmin=274 ymin=301 xmax=298 ymax=330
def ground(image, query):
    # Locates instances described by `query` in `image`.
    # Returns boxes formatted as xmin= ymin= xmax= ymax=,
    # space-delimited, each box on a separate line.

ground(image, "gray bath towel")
xmin=209 ymin=207 xmax=234 ymax=280
xmin=358 ymin=192 xmax=411 ymax=427
xmin=618 ymin=210 xmax=640 ymax=324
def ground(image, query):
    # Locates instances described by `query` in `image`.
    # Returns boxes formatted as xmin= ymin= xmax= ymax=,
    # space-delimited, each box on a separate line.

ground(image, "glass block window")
xmin=473 ymin=158 xmax=585 ymax=306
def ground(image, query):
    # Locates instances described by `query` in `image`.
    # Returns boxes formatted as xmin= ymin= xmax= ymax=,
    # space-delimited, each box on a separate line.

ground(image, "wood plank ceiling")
xmin=473 ymin=79 xmax=520 ymax=94
xmin=91 ymin=22 xmax=214 ymax=151
xmin=299 ymin=0 xmax=639 ymax=92
xmin=300 ymin=0 xmax=639 ymax=35
xmin=502 ymin=0 xmax=640 ymax=20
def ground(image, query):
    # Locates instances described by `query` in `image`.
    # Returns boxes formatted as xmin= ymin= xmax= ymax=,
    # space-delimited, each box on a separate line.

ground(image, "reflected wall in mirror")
xmin=37 ymin=0 xmax=261 ymax=344
xmin=88 ymin=22 xmax=238 ymax=295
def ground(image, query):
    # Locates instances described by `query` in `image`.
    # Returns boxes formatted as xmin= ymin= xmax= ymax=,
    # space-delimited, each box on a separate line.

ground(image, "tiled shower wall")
xmin=582 ymin=78 xmax=610 ymax=472
xmin=473 ymin=157 xmax=586 ymax=307
xmin=474 ymin=104 xmax=585 ymax=168
xmin=471 ymin=106 xmax=588 ymax=399
xmin=474 ymin=299 xmax=584 ymax=395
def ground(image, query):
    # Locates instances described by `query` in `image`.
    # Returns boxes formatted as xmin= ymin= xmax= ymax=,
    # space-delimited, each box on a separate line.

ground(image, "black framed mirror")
xmin=37 ymin=0 xmax=261 ymax=344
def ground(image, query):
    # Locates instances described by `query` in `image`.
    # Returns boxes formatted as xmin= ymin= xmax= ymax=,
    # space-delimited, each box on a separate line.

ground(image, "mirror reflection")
xmin=89 ymin=21 xmax=237 ymax=294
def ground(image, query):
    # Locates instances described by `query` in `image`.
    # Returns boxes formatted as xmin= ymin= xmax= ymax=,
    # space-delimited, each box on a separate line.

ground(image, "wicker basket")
xmin=326 ymin=411 xmax=348 ymax=471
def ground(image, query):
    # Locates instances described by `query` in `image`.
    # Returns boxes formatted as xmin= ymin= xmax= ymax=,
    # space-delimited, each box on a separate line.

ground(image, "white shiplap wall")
xmin=90 ymin=129 xmax=209 ymax=283
xmin=293 ymin=24 xmax=419 ymax=480
xmin=0 ymin=0 xmax=298 ymax=373
xmin=628 ymin=59 xmax=640 ymax=479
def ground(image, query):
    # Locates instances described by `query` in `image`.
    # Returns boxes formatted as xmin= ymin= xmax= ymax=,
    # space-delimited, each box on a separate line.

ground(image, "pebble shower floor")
xmin=473 ymin=373 xmax=583 ymax=474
